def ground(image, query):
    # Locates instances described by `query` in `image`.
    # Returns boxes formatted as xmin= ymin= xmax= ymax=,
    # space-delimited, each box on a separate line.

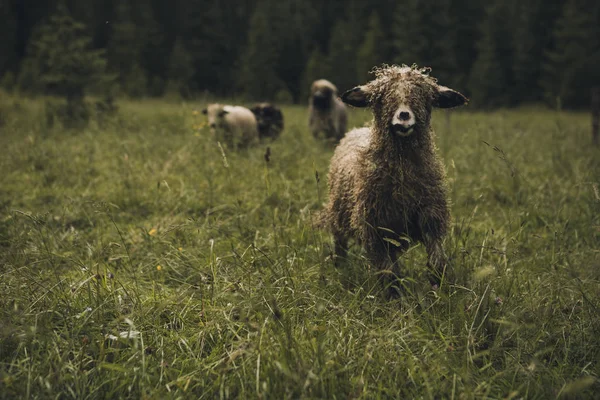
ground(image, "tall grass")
xmin=0 ymin=94 xmax=599 ymax=399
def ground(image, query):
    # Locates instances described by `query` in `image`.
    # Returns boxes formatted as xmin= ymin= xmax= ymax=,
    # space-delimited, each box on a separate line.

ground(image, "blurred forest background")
xmin=1 ymin=0 xmax=600 ymax=108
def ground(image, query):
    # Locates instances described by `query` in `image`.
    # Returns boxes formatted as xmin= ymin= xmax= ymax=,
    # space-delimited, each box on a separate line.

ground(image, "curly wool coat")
xmin=323 ymin=65 xmax=467 ymax=285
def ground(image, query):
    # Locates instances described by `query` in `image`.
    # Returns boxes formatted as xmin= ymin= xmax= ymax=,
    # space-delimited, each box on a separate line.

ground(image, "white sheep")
xmin=308 ymin=79 xmax=348 ymax=142
xmin=202 ymin=104 xmax=259 ymax=148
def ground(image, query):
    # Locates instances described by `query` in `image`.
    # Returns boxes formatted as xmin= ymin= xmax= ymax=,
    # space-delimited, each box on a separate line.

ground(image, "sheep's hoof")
xmin=428 ymin=267 xmax=454 ymax=289
xmin=377 ymin=270 xmax=406 ymax=298
xmin=386 ymin=282 xmax=404 ymax=299
xmin=330 ymin=254 xmax=345 ymax=268
xmin=427 ymin=272 xmax=443 ymax=288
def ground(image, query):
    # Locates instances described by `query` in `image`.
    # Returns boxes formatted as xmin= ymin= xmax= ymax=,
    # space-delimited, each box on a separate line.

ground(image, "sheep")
xmin=202 ymin=103 xmax=259 ymax=148
xmin=308 ymin=79 xmax=348 ymax=142
xmin=250 ymin=102 xmax=284 ymax=140
xmin=322 ymin=64 xmax=467 ymax=289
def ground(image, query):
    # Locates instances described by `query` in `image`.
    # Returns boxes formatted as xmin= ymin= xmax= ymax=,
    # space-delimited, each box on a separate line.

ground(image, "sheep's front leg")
xmin=424 ymin=236 xmax=449 ymax=287
xmin=333 ymin=234 xmax=348 ymax=267
xmin=419 ymin=203 xmax=451 ymax=287
xmin=366 ymin=241 xmax=403 ymax=297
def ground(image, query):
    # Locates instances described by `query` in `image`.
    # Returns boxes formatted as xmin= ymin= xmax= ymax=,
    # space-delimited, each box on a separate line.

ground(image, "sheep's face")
xmin=341 ymin=65 xmax=467 ymax=137
xmin=388 ymin=82 xmax=423 ymax=136
xmin=202 ymin=104 xmax=229 ymax=133
xmin=250 ymin=103 xmax=283 ymax=133
xmin=311 ymin=79 xmax=338 ymax=110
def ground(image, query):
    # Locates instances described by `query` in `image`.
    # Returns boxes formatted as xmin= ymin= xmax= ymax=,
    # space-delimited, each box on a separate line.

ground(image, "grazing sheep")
xmin=323 ymin=64 xmax=467 ymax=288
xmin=308 ymin=79 xmax=348 ymax=142
xmin=202 ymin=103 xmax=259 ymax=148
xmin=250 ymin=102 xmax=284 ymax=140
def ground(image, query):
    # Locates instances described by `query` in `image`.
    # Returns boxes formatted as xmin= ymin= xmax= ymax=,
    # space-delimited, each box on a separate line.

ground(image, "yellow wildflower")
xmin=156 ymin=265 xmax=162 ymax=271
xmin=148 ymin=228 xmax=157 ymax=236
xmin=178 ymin=247 xmax=183 ymax=252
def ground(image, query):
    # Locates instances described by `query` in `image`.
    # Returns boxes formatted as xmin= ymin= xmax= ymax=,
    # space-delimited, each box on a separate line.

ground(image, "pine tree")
xmin=238 ymin=0 xmax=286 ymax=100
xmin=511 ymin=0 xmax=543 ymax=103
xmin=391 ymin=0 xmax=460 ymax=87
xmin=540 ymin=0 xmax=600 ymax=108
xmin=330 ymin=0 xmax=370 ymax=91
xmin=138 ymin=1 xmax=168 ymax=96
xmin=427 ymin=0 xmax=460 ymax=88
xmin=166 ymin=37 xmax=194 ymax=98
xmin=307 ymin=0 xmax=345 ymax=54
xmin=452 ymin=0 xmax=484 ymax=92
xmin=22 ymin=2 xmax=111 ymax=118
xmin=326 ymin=16 xmax=364 ymax=93
xmin=301 ymin=47 xmax=330 ymax=101
xmin=182 ymin=0 xmax=249 ymax=95
xmin=468 ymin=2 xmax=515 ymax=107
xmin=106 ymin=0 xmax=169 ymax=97
xmin=1 ymin=71 xmax=16 ymax=92
xmin=356 ymin=12 xmax=386 ymax=83
xmin=0 ymin=1 xmax=18 ymax=79
xmin=106 ymin=0 xmax=146 ymax=96
xmin=275 ymin=1 xmax=320 ymax=101
xmin=391 ymin=0 xmax=427 ymax=67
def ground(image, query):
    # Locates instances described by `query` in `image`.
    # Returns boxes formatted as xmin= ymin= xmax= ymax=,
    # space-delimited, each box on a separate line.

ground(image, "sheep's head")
xmin=311 ymin=79 xmax=338 ymax=110
xmin=342 ymin=65 xmax=467 ymax=137
xmin=202 ymin=104 xmax=229 ymax=132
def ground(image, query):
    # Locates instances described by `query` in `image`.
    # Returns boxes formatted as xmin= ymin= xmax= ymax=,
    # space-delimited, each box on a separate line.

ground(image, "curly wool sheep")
xmin=250 ymin=103 xmax=284 ymax=140
xmin=202 ymin=104 xmax=259 ymax=148
xmin=308 ymin=79 xmax=348 ymax=142
xmin=323 ymin=65 xmax=467 ymax=287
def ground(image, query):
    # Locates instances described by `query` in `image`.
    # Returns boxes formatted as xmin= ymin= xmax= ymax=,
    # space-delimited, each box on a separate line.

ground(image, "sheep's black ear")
xmin=433 ymin=86 xmax=468 ymax=108
xmin=201 ymin=108 xmax=207 ymax=115
xmin=341 ymin=86 xmax=370 ymax=108
xmin=218 ymin=109 xmax=229 ymax=117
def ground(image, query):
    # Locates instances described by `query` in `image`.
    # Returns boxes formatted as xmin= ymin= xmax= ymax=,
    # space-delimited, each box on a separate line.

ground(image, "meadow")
xmin=0 ymin=93 xmax=599 ymax=399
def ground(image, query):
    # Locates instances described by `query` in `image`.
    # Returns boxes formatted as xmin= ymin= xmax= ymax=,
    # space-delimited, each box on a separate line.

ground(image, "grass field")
xmin=0 ymin=93 xmax=599 ymax=399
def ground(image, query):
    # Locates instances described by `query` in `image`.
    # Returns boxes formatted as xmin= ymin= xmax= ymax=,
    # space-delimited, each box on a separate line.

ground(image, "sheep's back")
xmin=333 ymin=99 xmax=348 ymax=140
xmin=331 ymin=127 xmax=370 ymax=165
xmin=223 ymin=106 xmax=259 ymax=144
xmin=326 ymin=127 xmax=371 ymax=232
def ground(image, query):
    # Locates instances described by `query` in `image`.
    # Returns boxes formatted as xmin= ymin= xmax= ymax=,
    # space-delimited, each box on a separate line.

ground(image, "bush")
xmin=20 ymin=2 xmax=114 ymax=126
xmin=44 ymin=99 xmax=91 ymax=130
xmin=0 ymin=71 xmax=16 ymax=92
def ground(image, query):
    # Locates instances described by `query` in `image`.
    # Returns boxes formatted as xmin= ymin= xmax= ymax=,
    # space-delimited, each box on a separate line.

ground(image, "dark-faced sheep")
xmin=323 ymin=64 xmax=467 ymax=289
xmin=250 ymin=103 xmax=284 ymax=140
xmin=309 ymin=79 xmax=348 ymax=142
xmin=202 ymin=104 xmax=259 ymax=148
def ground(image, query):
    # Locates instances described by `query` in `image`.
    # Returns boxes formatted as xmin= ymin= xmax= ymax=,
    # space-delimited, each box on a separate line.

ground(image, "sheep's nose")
xmin=399 ymin=111 xmax=411 ymax=121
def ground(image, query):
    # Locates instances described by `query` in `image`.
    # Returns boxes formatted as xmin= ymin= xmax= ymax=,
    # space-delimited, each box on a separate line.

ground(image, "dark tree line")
xmin=1 ymin=0 xmax=599 ymax=108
